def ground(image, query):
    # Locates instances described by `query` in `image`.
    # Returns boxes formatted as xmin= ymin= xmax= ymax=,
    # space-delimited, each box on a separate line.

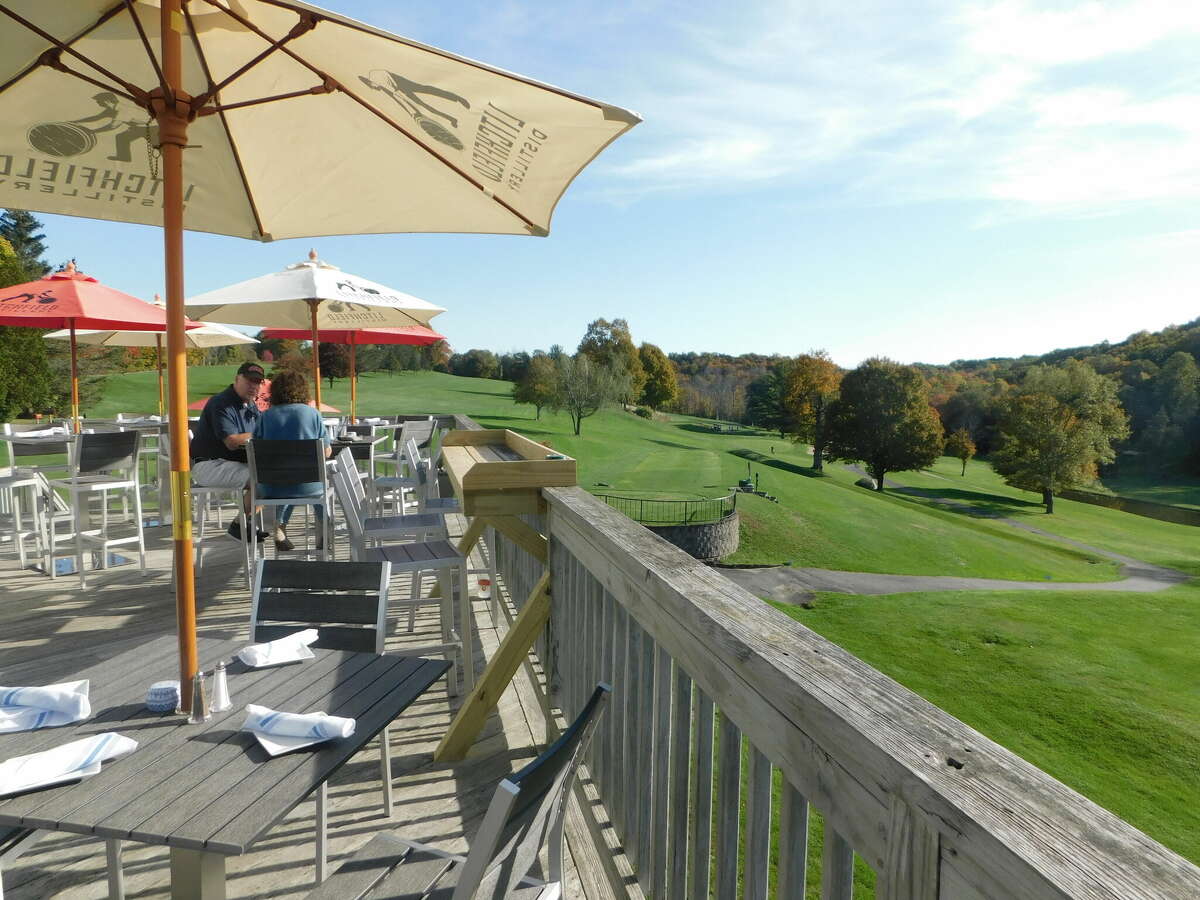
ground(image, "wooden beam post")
xmin=435 ymin=571 xmax=551 ymax=761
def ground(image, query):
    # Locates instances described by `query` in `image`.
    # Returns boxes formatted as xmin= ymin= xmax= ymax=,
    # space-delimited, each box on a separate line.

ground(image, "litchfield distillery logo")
xmin=0 ymin=92 xmax=197 ymax=208
xmin=357 ymin=67 xmax=550 ymax=194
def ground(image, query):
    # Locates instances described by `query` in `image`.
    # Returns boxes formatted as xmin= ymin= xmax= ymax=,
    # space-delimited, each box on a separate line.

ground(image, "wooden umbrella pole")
xmin=349 ymin=340 xmax=356 ymax=423
xmin=159 ymin=0 xmax=199 ymax=713
xmin=69 ymin=322 xmax=80 ymax=433
xmin=310 ymin=299 xmax=322 ymax=407
xmin=156 ymin=334 xmax=165 ymax=419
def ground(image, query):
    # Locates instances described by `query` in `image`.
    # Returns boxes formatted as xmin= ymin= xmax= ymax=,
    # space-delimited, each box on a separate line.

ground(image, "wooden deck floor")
xmin=0 ymin=507 xmax=634 ymax=899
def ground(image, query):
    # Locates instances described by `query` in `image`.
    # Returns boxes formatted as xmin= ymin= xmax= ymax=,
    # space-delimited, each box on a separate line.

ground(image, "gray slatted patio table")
xmin=0 ymin=634 xmax=449 ymax=899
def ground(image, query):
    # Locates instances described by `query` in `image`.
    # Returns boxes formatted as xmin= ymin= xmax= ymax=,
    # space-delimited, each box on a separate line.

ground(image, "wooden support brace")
xmin=435 ymin=571 xmax=551 ymax=761
xmin=482 ymin=514 xmax=548 ymax=564
xmin=425 ymin=516 xmax=489 ymax=602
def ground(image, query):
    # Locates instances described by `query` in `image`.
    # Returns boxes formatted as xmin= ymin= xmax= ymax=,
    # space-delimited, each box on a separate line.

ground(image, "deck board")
xmin=0 ymin=502 xmax=637 ymax=899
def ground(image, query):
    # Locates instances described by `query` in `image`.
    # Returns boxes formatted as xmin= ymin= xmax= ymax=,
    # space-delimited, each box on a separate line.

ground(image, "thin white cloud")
xmin=599 ymin=0 xmax=1200 ymax=221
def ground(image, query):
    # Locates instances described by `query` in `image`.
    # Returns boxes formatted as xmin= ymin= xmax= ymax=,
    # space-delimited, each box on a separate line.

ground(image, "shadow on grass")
xmin=731 ymin=448 xmax=825 ymax=478
xmin=888 ymin=486 xmax=1045 ymax=519
xmin=647 ymin=439 xmax=707 ymax=451
xmin=453 ymin=388 xmax=512 ymax=397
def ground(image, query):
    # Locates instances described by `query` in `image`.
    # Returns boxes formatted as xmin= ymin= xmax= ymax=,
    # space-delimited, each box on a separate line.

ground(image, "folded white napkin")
xmin=237 ymin=629 xmax=319 ymax=667
xmin=242 ymin=704 xmax=355 ymax=740
xmin=0 ymin=681 xmax=91 ymax=733
xmin=0 ymin=732 xmax=138 ymax=798
xmin=16 ymin=426 xmax=66 ymax=437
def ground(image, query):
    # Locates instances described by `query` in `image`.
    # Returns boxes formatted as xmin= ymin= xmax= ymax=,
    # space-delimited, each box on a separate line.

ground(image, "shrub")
xmin=634 ymin=406 xmax=652 ymax=418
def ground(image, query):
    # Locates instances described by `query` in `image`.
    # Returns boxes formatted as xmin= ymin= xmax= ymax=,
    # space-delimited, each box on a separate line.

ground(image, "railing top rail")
xmin=541 ymin=482 xmax=1200 ymax=900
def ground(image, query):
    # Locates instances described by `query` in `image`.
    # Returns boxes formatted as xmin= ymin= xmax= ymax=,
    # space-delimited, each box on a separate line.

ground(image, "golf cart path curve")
xmin=717 ymin=464 xmax=1191 ymax=600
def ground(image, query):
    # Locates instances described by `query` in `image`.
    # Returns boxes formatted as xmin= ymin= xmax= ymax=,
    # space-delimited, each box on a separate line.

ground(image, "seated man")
xmin=190 ymin=361 xmax=268 ymax=541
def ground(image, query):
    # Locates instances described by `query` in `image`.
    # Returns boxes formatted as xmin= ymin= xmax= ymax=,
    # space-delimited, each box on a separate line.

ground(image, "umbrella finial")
xmin=308 ymin=248 xmax=318 ymax=262
xmin=154 ymin=292 xmax=163 ymax=305
xmin=64 ymin=260 xmax=76 ymax=275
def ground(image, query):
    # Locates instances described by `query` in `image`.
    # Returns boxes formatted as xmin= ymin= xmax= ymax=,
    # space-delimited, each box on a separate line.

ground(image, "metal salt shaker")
xmin=187 ymin=669 xmax=211 ymax=723
xmin=210 ymin=660 xmax=232 ymax=713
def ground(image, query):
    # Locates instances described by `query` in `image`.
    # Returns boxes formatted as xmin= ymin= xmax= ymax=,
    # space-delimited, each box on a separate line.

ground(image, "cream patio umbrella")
xmin=0 ymin=0 xmax=639 ymax=712
xmin=45 ymin=295 xmax=258 ymax=417
xmin=186 ymin=249 xmax=445 ymax=407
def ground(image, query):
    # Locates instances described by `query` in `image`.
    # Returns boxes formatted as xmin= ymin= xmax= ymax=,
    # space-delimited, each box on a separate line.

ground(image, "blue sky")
xmin=34 ymin=0 xmax=1200 ymax=368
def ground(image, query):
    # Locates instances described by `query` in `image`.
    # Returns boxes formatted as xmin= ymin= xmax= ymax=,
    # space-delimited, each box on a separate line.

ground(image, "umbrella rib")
xmin=0 ymin=1 xmax=127 ymax=99
xmin=121 ymin=0 xmax=169 ymax=98
xmin=190 ymin=11 xmax=318 ymax=111
xmin=195 ymin=0 xmax=544 ymax=236
xmin=0 ymin=3 xmax=148 ymax=103
xmin=184 ymin=4 xmax=270 ymax=243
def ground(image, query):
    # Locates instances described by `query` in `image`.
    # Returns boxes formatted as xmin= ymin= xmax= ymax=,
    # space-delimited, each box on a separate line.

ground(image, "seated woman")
xmin=251 ymin=369 xmax=331 ymax=551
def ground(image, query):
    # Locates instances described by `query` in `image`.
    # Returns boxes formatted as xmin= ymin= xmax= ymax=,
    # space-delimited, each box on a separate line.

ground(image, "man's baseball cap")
xmin=237 ymin=362 xmax=266 ymax=382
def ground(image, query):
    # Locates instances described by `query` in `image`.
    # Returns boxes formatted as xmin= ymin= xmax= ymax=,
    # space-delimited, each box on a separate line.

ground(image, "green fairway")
xmin=92 ymin=367 xmax=1142 ymax=582
xmin=886 ymin=457 xmax=1200 ymax=576
xmin=775 ymin=581 xmax=1200 ymax=866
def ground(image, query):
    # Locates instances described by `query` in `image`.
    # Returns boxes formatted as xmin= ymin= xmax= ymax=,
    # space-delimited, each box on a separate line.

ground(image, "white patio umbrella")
xmin=0 ymin=0 xmax=639 ymax=712
xmin=186 ymin=249 xmax=444 ymax=405
xmin=45 ymin=296 xmax=258 ymax=416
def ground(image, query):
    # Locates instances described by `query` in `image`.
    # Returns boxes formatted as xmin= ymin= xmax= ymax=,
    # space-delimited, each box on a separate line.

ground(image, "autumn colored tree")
xmin=785 ymin=350 xmax=842 ymax=471
xmin=637 ymin=342 xmax=679 ymax=410
xmin=824 ymin=358 xmax=944 ymax=491
xmin=578 ymin=318 xmax=645 ymax=405
xmin=944 ymin=427 xmax=976 ymax=475
xmin=512 ymin=352 xmax=557 ymax=419
xmin=992 ymin=360 xmax=1128 ymax=512
xmin=318 ymin=342 xmax=351 ymax=388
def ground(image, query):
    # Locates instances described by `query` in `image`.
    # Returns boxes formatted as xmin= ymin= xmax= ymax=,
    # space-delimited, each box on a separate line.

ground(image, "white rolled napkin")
xmin=0 ymin=732 xmax=138 ymax=798
xmin=242 ymin=704 xmax=355 ymax=740
xmin=237 ymin=629 xmax=319 ymax=667
xmin=0 ymin=680 xmax=91 ymax=733
xmin=16 ymin=426 xmax=66 ymax=437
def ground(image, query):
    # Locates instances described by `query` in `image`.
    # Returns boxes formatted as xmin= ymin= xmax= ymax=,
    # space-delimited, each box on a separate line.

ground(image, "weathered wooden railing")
xmin=482 ymin=478 xmax=1200 ymax=898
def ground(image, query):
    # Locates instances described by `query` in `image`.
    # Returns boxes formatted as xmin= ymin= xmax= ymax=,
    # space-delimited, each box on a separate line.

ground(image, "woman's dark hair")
xmin=268 ymin=369 xmax=311 ymax=406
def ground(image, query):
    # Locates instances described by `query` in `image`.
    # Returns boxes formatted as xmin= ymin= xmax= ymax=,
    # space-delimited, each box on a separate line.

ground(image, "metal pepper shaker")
xmin=187 ymin=669 xmax=211 ymax=723
xmin=210 ymin=660 xmax=231 ymax=713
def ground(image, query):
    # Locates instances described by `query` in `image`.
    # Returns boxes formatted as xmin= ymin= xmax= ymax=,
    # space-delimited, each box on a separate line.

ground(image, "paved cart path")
xmin=717 ymin=465 xmax=1191 ymax=601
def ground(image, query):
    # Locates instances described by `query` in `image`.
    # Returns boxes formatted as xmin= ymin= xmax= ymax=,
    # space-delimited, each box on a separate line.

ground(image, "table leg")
xmin=169 ymin=847 xmax=226 ymax=900
xmin=315 ymin=781 xmax=328 ymax=882
xmin=105 ymin=839 xmax=124 ymax=900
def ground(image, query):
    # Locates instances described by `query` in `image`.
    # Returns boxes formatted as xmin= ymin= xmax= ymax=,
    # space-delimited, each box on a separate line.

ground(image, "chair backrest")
xmin=249 ymin=558 xmax=390 ymax=654
xmin=330 ymin=449 xmax=369 ymax=558
xmin=75 ymin=429 xmax=140 ymax=476
xmin=455 ymin=683 xmax=612 ymax=899
xmin=345 ymin=424 xmax=374 ymax=438
xmin=247 ymin=438 xmax=326 ymax=487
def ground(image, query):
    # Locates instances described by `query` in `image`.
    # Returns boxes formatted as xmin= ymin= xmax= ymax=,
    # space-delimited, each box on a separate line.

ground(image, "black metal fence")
xmin=596 ymin=492 xmax=737 ymax=526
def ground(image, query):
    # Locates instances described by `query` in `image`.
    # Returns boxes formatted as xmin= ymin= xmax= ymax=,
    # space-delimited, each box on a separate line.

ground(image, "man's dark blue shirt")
xmin=190 ymin=385 xmax=259 ymax=463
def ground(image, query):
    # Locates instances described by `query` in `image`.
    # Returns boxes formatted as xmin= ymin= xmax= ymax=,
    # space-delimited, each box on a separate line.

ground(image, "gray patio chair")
xmin=331 ymin=450 xmax=468 ymax=695
xmin=47 ymin=430 xmax=146 ymax=588
xmin=306 ymin=683 xmax=611 ymax=899
xmin=247 ymin=437 xmax=333 ymax=562
xmin=248 ymin=557 xmax=396 ymax=880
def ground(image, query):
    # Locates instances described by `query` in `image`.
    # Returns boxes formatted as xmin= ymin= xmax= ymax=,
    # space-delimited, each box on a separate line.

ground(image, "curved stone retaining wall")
xmin=647 ymin=512 xmax=740 ymax=561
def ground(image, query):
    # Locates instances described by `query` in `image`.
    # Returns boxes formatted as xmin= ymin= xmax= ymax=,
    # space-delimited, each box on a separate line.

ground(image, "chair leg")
xmin=105 ymin=839 xmax=124 ymax=900
xmin=407 ymin=569 xmax=420 ymax=633
xmin=458 ymin=562 xmax=474 ymax=693
xmin=74 ymin=493 xmax=86 ymax=589
xmin=315 ymin=780 xmax=328 ymax=883
xmin=380 ymin=724 xmax=394 ymax=818
xmin=133 ymin=483 xmax=146 ymax=575
xmin=12 ymin=490 xmax=26 ymax=570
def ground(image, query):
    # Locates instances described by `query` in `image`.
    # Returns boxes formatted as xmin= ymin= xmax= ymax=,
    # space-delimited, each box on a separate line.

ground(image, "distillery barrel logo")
xmin=27 ymin=92 xmax=158 ymax=161
xmin=2 ymin=93 xmax=199 ymax=209
xmin=358 ymin=70 xmax=470 ymax=151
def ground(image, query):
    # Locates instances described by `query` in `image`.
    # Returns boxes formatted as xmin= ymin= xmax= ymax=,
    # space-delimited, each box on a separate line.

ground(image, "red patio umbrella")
xmin=0 ymin=263 xmax=190 ymax=430
xmin=261 ymin=325 xmax=445 ymax=422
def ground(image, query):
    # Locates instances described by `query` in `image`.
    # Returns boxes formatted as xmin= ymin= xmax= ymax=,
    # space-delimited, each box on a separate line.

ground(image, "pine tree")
xmin=0 ymin=209 xmax=50 ymax=276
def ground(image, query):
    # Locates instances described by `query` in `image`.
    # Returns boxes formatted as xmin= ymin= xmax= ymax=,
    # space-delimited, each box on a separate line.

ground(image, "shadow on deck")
xmin=0 ymin=511 xmax=628 ymax=899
